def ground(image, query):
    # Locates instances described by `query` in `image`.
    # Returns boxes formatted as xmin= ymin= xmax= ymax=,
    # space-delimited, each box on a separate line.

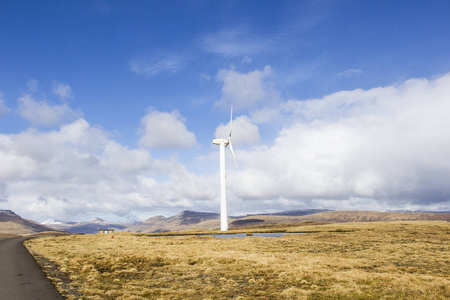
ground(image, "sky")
xmin=1 ymin=0 xmax=450 ymax=222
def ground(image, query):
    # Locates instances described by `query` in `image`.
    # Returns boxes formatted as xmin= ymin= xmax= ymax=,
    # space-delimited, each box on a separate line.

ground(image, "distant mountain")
xmin=0 ymin=210 xmax=61 ymax=235
xmin=5 ymin=208 xmax=449 ymax=235
xmin=42 ymin=217 xmax=130 ymax=234
xmin=125 ymin=210 xmax=220 ymax=233
xmin=125 ymin=209 xmax=450 ymax=233
xmin=87 ymin=217 xmax=106 ymax=223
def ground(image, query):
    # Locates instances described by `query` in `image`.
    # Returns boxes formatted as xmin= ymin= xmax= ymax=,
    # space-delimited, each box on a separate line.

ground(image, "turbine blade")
xmin=228 ymin=106 xmax=233 ymax=140
xmin=229 ymin=141 xmax=237 ymax=168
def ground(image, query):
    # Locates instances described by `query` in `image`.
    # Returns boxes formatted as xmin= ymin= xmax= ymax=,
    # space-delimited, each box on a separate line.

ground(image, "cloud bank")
xmin=0 ymin=118 xmax=212 ymax=221
xmin=230 ymin=72 xmax=450 ymax=211
xmin=1 ymin=72 xmax=449 ymax=222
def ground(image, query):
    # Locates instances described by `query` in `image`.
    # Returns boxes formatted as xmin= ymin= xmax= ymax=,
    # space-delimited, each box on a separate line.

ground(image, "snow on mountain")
xmin=87 ymin=217 xmax=106 ymax=223
xmin=41 ymin=219 xmax=75 ymax=225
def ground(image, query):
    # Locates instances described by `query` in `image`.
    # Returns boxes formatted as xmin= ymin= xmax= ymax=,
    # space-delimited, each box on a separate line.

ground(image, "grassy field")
xmin=25 ymin=221 xmax=449 ymax=299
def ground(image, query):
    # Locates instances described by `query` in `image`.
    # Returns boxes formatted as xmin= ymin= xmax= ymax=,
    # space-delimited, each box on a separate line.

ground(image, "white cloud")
xmin=338 ymin=68 xmax=363 ymax=78
xmin=241 ymin=56 xmax=252 ymax=64
xmin=215 ymin=115 xmax=260 ymax=146
xmin=199 ymin=27 xmax=269 ymax=57
xmin=52 ymin=80 xmax=74 ymax=100
xmin=228 ymin=73 xmax=450 ymax=211
xmin=17 ymin=94 xmax=81 ymax=127
xmin=0 ymin=92 xmax=9 ymax=116
xmin=130 ymin=55 xmax=185 ymax=77
xmin=27 ymin=79 xmax=39 ymax=92
xmin=200 ymin=73 xmax=211 ymax=82
xmin=215 ymin=66 xmax=280 ymax=111
xmin=139 ymin=109 xmax=197 ymax=149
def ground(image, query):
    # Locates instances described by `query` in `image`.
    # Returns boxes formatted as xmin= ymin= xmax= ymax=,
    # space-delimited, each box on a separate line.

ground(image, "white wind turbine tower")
xmin=212 ymin=107 xmax=237 ymax=231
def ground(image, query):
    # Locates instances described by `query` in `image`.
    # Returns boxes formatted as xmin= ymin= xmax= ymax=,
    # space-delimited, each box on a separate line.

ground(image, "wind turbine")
xmin=212 ymin=107 xmax=237 ymax=231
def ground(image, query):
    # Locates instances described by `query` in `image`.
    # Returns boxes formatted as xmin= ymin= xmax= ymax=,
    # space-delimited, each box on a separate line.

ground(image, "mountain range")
xmin=0 ymin=210 xmax=60 ymax=235
xmin=124 ymin=209 xmax=332 ymax=233
xmin=40 ymin=217 xmax=131 ymax=234
xmin=1 ymin=209 xmax=449 ymax=235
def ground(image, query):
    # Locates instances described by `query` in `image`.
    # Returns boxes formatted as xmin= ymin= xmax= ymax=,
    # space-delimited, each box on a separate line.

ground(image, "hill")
xmin=291 ymin=210 xmax=450 ymax=223
xmin=0 ymin=210 xmax=61 ymax=235
xmin=125 ymin=210 xmax=220 ymax=233
xmin=126 ymin=209 xmax=450 ymax=233
xmin=248 ymin=209 xmax=331 ymax=217
xmin=229 ymin=210 xmax=450 ymax=229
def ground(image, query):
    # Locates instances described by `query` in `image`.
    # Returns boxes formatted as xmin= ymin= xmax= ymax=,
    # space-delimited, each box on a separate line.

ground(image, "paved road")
xmin=0 ymin=237 xmax=64 ymax=300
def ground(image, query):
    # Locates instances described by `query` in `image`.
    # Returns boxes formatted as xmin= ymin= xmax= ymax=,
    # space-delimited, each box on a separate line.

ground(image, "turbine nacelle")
xmin=212 ymin=138 xmax=229 ymax=146
xmin=213 ymin=107 xmax=237 ymax=167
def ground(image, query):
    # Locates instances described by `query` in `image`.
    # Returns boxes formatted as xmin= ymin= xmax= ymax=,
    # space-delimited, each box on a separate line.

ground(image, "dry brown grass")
xmin=0 ymin=233 xmax=19 ymax=238
xmin=25 ymin=221 xmax=449 ymax=299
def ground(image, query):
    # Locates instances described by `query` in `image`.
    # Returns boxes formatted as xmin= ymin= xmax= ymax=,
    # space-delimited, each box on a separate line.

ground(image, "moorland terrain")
xmin=24 ymin=221 xmax=449 ymax=299
xmin=2 ymin=209 xmax=449 ymax=299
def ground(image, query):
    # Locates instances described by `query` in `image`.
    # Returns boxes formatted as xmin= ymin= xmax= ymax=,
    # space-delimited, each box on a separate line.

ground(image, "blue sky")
xmin=1 ymin=1 xmax=450 ymax=222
